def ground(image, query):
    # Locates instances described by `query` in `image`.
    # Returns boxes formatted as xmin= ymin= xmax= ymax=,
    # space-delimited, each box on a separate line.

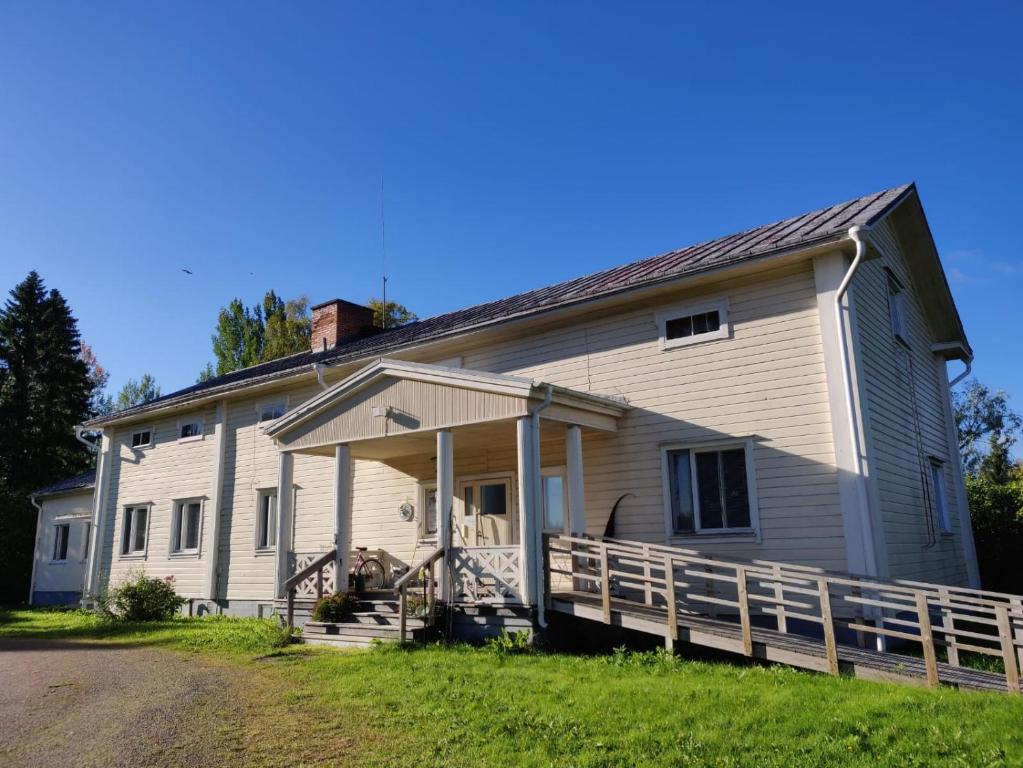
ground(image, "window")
xmin=256 ymin=490 xmax=278 ymax=550
xmin=130 ymin=428 xmax=153 ymax=448
xmin=930 ymin=460 xmax=952 ymax=533
xmin=542 ymin=472 xmax=567 ymax=532
xmin=178 ymin=418 xmax=203 ymax=441
xmin=657 ymin=300 xmax=730 ymax=349
xmin=82 ymin=522 xmax=91 ymax=562
xmin=52 ymin=523 xmax=70 ymax=561
xmin=172 ymin=500 xmax=202 ymax=554
xmin=258 ymin=401 xmax=286 ymax=422
xmin=664 ymin=443 xmax=756 ymax=536
xmin=121 ymin=506 xmax=149 ymax=556
xmin=419 ymin=484 xmax=438 ymax=537
xmin=886 ymin=270 xmax=909 ymax=345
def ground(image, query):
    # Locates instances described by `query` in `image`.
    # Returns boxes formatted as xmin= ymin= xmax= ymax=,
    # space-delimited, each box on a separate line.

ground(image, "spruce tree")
xmin=0 ymin=271 xmax=95 ymax=602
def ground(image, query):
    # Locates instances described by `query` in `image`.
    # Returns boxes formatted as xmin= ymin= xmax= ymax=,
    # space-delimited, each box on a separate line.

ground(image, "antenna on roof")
xmin=380 ymin=175 xmax=388 ymax=329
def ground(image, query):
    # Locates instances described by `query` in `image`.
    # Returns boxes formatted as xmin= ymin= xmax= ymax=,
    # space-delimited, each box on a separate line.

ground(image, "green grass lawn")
xmin=3 ymin=607 xmax=1022 ymax=767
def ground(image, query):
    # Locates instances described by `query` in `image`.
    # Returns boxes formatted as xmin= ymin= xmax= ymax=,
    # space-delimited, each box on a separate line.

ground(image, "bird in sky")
xmin=181 ymin=268 xmax=193 ymax=275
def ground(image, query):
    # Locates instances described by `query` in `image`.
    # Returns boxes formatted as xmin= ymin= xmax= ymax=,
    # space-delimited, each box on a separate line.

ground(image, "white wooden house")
xmin=58 ymin=184 xmax=980 ymax=645
xmin=28 ymin=470 xmax=95 ymax=606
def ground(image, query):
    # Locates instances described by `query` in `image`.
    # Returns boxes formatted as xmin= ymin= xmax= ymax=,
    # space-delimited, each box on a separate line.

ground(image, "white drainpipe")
xmin=312 ymin=363 xmax=329 ymax=391
xmin=529 ymin=384 xmax=553 ymax=628
xmin=836 ymin=225 xmax=880 ymax=577
xmin=28 ymin=495 xmax=44 ymax=604
xmin=74 ymin=425 xmax=98 ymax=452
xmin=950 ymin=360 xmax=972 ymax=388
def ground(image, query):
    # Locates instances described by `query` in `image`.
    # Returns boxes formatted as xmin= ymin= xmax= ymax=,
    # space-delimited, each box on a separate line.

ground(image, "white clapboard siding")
xmin=852 ymin=219 xmax=967 ymax=586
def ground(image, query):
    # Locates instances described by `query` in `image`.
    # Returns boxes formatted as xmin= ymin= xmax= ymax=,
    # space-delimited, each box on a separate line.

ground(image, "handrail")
xmin=284 ymin=548 xmax=337 ymax=592
xmin=544 ymin=533 xmax=1023 ymax=694
xmin=393 ymin=546 xmax=445 ymax=592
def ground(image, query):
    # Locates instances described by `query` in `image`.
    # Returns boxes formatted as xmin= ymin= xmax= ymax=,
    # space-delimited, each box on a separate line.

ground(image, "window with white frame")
xmin=171 ymin=500 xmax=202 ymax=554
xmin=664 ymin=443 xmax=755 ymax=536
xmin=419 ymin=484 xmax=438 ymax=538
xmin=258 ymin=401 xmax=287 ymax=422
xmin=178 ymin=418 xmax=203 ymax=441
xmin=656 ymin=299 xmax=730 ymax=349
xmin=542 ymin=470 xmax=567 ymax=532
xmin=52 ymin=523 xmax=70 ymax=561
xmin=256 ymin=489 xmax=278 ymax=550
xmin=121 ymin=505 xmax=149 ymax=556
xmin=130 ymin=428 xmax=153 ymax=448
xmin=886 ymin=270 xmax=909 ymax=345
xmin=930 ymin=459 xmax=952 ymax=533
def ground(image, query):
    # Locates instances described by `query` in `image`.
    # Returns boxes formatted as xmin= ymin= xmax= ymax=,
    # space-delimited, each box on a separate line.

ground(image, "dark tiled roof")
xmin=32 ymin=469 xmax=96 ymax=498
xmin=90 ymin=183 xmax=914 ymax=425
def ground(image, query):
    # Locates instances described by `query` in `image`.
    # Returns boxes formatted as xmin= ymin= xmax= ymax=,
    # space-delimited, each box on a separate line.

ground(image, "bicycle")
xmin=350 ymin=546 xmax=387 ymax=591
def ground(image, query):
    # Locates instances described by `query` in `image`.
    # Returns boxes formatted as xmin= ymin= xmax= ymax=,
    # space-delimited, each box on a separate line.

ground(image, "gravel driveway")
xmin=0 ymin=638 xmax=251 ymax=768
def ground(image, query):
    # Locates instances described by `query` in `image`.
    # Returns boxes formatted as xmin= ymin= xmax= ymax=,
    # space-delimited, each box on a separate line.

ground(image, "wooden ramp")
xmin=544 ymin=535 xmax=1023 ymax=695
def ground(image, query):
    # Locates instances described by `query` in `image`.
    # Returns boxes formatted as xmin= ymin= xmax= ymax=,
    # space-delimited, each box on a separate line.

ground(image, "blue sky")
xmin=1 ymin=3 xmax=1021 ymax=411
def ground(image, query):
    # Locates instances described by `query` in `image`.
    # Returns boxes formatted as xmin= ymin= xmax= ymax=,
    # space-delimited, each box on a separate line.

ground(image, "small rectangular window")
xmin=542 ymin=473 xmax=566 ymax=532
xmin=887 ymin=271 xmax=909 ymax=345
xmin=82 ymin=522 xmax=91 ymax=562
xmin=259 ymin=402 xmax=286 ymax=422
xmin=121 ymin=506 xmax=149 ymax=555
xmin=52 ymin=523 xmax=70 ymax=561
xmin=666 ymin=444 xmax=754 ymax=535
xmin=930 ymin=460 xmax=952 ymax=533
xmin=256 ymin=490 xmax=278 ymax=550
xmin=131 ymin=429 xmax=152 ymax=448
xmin=172 ymin=501 xmax=202 ymax=554
xmin=657 ymin=300 xmax=729 ymax=349
xmin=179 ymin=421 xmax=203 ymax=440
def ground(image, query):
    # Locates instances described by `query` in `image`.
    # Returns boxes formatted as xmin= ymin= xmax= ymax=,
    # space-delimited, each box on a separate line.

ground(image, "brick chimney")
xmin=310 ymin=299 xmax=377 ymax=352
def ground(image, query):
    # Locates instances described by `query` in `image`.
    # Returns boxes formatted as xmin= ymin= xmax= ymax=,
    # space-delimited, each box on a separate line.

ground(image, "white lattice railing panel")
xmin=451 ymin=546 xmax=523 ymax=604
xmin=288 ymin=552 xmax=337 ymax=599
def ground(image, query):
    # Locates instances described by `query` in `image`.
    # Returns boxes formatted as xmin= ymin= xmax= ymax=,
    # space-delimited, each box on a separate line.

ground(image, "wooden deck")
xmin=545 ymin=534 xmax=1023 ymax=695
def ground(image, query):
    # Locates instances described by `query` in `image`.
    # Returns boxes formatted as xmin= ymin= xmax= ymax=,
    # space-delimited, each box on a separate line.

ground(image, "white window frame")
xmin=130 ymin=426 xmax=154 ymax=449
xmin=51 ymin=523 xmax=70 ymax=563
xmin=886 ymin=270 xmax=910 ymax=346
xmin=176 ymin=415 xmax=204 ymax=443
xmin=170 ymin=498 xmax=204 ymax=556
xmin=541 ymin=466 xmax=568 ymax=534
xmin=656 ymin=298 xmax=730 ymax=350
xmin=456 ymin=472 xmax=517 ymax=544
xmin=661 ymin=438 xmax=760 ymax=543
xmin=417 ymin=482 xmax=438 ymax=541
xmin=256 ymin=398 xmax=289 ymax=423
xmin=255 ymin=488 xmax=278 ymax=552
xmin=121 ymin=504 xmax=151 ymax=558
xmin=929 ymin=458 xmax=952 ymax=534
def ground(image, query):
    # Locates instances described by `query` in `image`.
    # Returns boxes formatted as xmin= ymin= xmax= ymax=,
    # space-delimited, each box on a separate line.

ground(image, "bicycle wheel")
xmin=356 ymin=557 xmax=387 ymax=590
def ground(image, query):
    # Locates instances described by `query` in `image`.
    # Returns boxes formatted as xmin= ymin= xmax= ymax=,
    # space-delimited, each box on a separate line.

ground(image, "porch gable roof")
xmin=263 ymin=358 xmax=628 ymax=451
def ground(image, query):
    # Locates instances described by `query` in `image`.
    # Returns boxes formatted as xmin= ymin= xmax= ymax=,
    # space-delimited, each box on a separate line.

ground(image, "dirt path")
xmin=0 ymin=638 xmax=253 ymax=768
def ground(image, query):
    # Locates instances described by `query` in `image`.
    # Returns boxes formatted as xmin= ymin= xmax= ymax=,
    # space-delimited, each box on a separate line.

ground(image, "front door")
xmin=457 ymin=475 xmax=517 ymax=547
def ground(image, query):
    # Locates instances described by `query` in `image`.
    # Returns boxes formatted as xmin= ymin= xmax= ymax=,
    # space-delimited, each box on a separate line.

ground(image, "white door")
xmin=457 ymin=475 xmax=516 ymax=547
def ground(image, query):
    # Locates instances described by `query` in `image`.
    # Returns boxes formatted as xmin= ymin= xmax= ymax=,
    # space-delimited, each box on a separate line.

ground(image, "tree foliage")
xmin=953 ymin=379 xmax=1021 ymax=481
xmin=80 ymin=342 xmax=114 ymax=416
xmin=115 ymin=374 xmax=162 ymax=411
xmin=208 ymin=291 xmax=311 ymax=376
xmin=368 ymin=298 xmax=418 ymax=330
xmin=0 ymin=271 xmax=97 ymax=601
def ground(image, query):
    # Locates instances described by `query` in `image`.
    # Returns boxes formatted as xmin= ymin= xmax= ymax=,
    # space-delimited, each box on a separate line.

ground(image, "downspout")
xmin=836 ymin=225 xmax=880 ymax=577
xmin=950 ymin=360 xmax=972 ymax=388
xmin=529 ymin=384 xmax=553 ymax=628
xmin=28 ymin=495 xmax=44 ymax=604
xmin=312 ymin=363 xmax=328 ymax=391
xmin=74 ymin=425 xmax=98 ymax=452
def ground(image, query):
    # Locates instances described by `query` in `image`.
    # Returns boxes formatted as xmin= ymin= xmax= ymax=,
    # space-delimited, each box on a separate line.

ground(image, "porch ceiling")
xmin=264 ymin=358 xmax=628 ymax=454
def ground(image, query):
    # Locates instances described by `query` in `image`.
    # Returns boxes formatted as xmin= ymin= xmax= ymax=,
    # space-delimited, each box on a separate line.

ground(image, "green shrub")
xmin=105 ymin=570 xmax=187 ymax=621
xmin=486 ymin=628 xmax=534 ymax=655
xmin=312 ymin=591 xmax=359 ymax=622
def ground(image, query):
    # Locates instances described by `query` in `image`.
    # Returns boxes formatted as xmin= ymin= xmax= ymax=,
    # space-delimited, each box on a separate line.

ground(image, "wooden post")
xmin=736 ymin=565 xmax=753 ymax=657
xmin=436 ymin=430 xmax=454 ymax=603
xmin=705 ymin=565 xmax=717 ymax=619
xmin=818 ymin=578 xmax=839 ymax=676
xmin=334 ymin=444 xmax=352 ymax=592
xmin=773 ymin=565 xmax=787 ymax=634
xmin=643 ymin=545 xmax=653 ymax=606
xmin=915 ymin=592 xmax=939 ymax=688
xmin=938 ymin=587 xmax=959 ymax=667
xmin=316 ymin=569 xmax=323 ymax=600
xmin=542 ymin=535 xmax=552 ymax=609
xmin=428 ymin=566 xmax=436 ymax=622
xmin=1011 ymin=598 xmax=1023 ymax=674
xmin=600 ymin=545 xmax=611 ymax=624
xmin=515 ymin=418 xmax=535 ymax=604
xmin=399 ymin=584 xmax=407 ymax=643
xmin=996 ymin=605 xmax=1021 ymax=695
xmin=286 ymin=589 xmax=295 ymax=630
xmin=274 ymin=452 xmax=294 ymax=600
xmin=664 ymin=555 xmax=678 ymax=645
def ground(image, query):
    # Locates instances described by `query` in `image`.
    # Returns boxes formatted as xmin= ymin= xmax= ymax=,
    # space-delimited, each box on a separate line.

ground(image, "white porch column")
xmin=566 ymin=425 xmax=586 ymax=537
xmin=204 ymin=400 xmax=228 ymax=601
xmin=516 ymin=417 xmax=535 ymax=606
xmin=334 ymin=444 xmax=353 ymax=592
xmin=436 ymin=429 xmax=453 ymax=602
xmin=85 ymin=431 xmax=113 ymax=598
xmin=274 ymin=451 xmax=294 ymax=600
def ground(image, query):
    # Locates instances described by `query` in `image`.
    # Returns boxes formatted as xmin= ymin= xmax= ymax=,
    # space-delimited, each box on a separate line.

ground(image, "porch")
xmin=263 ymin=358 xmax=629 ymax=633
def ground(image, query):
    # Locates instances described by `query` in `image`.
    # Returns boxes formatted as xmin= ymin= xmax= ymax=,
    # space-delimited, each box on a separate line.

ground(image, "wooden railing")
xmin=283 ymin=548 xmax=337 ymax=629
xmin=394 ymin=546 xmax=445 ymax=642
xmin=545 ymin=534 xmax=1023 ymax=694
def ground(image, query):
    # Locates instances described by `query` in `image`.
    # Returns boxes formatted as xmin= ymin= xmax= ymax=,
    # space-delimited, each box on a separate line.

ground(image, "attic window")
xmin=656 ymin=299 xmax=730 ymax=349
xmin=258 ymin=401 xmax=287 ymax=422
xmin=131 ymin=429 xmax=152 ymax=448
xmin=886 ymin=270 xmax=909 ymax=346
xmin=178 ymin=418 xmax=203 ymax=442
